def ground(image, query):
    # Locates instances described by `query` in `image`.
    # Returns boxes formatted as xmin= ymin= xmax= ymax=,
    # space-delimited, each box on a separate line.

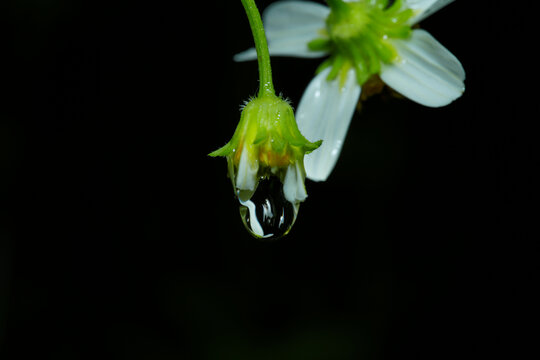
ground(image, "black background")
xmin=2 ymin=1 xmax=537 ymax=359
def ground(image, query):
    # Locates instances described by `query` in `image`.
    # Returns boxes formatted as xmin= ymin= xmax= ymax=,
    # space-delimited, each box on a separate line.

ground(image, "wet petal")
xmin=283 ymin=162 xmax=307 ymax=203
xmin=236 ymin=148 xmax=259 ymax=191
xmin=234 ymin=1 xmax=329 ymax=61
xmin=380 ymin=29 xmax=465 ymax=107
xmin=405 ymin=0 xmax=455 ymax=24
xmin=296 ymin=67 xmax=361 ymax=182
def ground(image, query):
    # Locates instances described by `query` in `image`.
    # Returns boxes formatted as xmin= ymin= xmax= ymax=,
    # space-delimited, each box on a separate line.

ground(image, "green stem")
xmin=240 ymin=0 xmax=275 ymax=97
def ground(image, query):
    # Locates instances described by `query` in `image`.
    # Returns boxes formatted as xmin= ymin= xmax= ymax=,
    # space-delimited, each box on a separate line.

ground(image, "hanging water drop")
xmin=237 ymin=177 xmax=299 ymax=240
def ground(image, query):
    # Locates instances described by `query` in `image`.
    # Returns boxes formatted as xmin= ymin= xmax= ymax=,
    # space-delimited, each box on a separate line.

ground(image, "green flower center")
xmin=309 ymin=0 xmax=414 ymax=86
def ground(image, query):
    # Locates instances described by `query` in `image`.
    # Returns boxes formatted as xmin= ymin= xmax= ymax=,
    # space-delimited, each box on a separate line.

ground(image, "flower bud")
xmin=210 ymin=94 xmax=321 ymax=238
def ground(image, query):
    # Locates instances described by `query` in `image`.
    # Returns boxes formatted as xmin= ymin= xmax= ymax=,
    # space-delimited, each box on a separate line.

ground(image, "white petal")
xmin=234 ymin=48 xmax=258 ymax=62
xmin=296 ymin=67 xmax=361 ymax=182
xmin=283 ymin=163 xmax=308 ymax=203
xmin=236 ymin=148 xmax=259 ymax=191
xmin=380 ymin=29 xmax=465 ymax=108
xmin=238 ymin=198 xmax=265 ymax=237
xmin=405 ymin=0 xmax=455 ymax=24
xmin=234 ymin=1 xmax=329 ymax=61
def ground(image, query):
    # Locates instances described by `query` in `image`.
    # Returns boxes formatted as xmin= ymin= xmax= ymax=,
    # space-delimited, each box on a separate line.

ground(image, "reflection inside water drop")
xmin=238 ymin=177 xmax=299 ymax=240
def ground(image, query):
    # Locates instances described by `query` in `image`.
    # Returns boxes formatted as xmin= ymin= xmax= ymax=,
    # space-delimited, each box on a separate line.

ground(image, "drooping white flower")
xmin=235 ymin=0 xmax=465 ymax=181
xmin=209 ymin=93 xmax=321 ymax=238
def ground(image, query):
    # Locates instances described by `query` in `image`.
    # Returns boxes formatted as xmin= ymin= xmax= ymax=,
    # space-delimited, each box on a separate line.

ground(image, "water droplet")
xmin=238 ymin=177 xmax=299 ymax=240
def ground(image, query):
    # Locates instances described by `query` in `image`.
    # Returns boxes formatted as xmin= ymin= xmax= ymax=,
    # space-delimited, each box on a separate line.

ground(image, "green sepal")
xmin=208 ymin=142 xmax=234 ymax=157
xmin=209 ymin=94 xmax=322 ymax=165
xmin=304 ymin=139 xmax=323 ymax=154
xmin=308 ymin=37 xmax=332 ymax=52
xmin=253 ymin=127 xmax=268 ymax=145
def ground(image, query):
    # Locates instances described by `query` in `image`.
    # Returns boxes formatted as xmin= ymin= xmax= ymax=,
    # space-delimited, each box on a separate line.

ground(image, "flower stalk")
xmin=240 ymin=0 xmax=275 ymax=97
